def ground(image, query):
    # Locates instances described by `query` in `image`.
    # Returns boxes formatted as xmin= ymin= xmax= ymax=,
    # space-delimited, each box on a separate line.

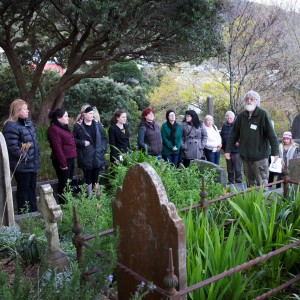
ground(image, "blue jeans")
xmin=163 ymin=154 xmax=179 ymax=167
xmin=204 ymin=148 xmax=220 ymax=165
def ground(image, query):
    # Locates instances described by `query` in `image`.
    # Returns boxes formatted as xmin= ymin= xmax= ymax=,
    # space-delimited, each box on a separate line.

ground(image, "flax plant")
xmin=184 ymin=210 xmax=249 ymax=300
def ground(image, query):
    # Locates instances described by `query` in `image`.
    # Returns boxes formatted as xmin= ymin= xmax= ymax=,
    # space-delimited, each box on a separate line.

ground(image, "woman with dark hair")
xmin=161 ymin=109 xmax=182 ymax=167
xmin=108 ymin=109 xmax=130 ymax=163
xmin=3 ymin=99 xmax=39 ymax=213
xmin=73 ymin=105 xmax=107 ymax=196
xmin=180 ymin=110 xmax=207 ymax=167
xmin=137 ymin=108 xmax=162 ymax=159
xmin=47 ymin=108 xmax=77 ymax=202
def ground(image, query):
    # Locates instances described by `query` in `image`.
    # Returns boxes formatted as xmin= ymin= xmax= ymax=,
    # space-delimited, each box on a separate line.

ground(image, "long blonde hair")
xmin=5 ymin=99 xmax=28 ymax=124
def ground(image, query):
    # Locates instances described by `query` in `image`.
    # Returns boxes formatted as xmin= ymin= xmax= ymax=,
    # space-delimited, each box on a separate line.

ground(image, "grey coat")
xmin=181 ymin=122 xmax=207 ymax=160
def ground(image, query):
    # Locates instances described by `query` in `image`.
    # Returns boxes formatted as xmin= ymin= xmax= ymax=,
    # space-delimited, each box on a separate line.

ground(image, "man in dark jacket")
xmin=225 ymin=91 xmax=279 ymax=187
xmin=220 ymin=111 xmax=242 ymax=184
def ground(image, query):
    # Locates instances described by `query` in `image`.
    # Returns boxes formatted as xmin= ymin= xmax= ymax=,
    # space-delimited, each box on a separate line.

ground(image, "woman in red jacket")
xmin=47 ymin=108 xmax=77 ymax=203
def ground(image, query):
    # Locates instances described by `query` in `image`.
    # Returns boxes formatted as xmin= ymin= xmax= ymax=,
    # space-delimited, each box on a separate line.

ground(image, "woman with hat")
xmin=73 ymin=105 xmax=107 ymax=196
xmin=137 ymin=108 xmax=162 ymax=159
xmin=280 ymin=131 xmax=299 ymax=168
xmin=161 ymin=110 xmax=182 ymax=167
xmin=269 ymin=131 xmax=299 ymax=188
xmin=47 ymin=108 xmax=77 ymax=202
xmin=181 ymin=110 xmax=207 ymax=167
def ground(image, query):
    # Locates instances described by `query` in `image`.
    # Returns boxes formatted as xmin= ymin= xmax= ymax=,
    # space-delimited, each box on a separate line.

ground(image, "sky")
xmin=250 ymin=0 xmax=300 ymax=11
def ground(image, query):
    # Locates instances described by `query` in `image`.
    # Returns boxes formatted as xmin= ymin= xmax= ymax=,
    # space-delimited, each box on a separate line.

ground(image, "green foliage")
xmin=64 ymin=77 xmax=149 ymax=127
xmin=108 ymin=61 xmax=143 ymax=83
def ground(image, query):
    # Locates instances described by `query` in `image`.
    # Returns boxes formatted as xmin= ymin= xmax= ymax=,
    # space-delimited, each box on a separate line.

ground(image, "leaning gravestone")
xmin=37 ymin=184 xmax=69 ymax=271
xmin=112 ymin=163 xmax=186 ymax=300
xmin=291 ymin=114 xmax=300 ymax=139
xmin=0 ymin=132 xmax=14 ymax=227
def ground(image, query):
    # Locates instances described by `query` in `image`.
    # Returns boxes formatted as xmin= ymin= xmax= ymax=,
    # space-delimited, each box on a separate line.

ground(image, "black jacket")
xmin=220 ymin=121 xmax=239 ymax=154
xmin=73 ymin=120 xmax=107 ymax=169
xmin=3 ymin=118 xmax=39 ymax=173
xmin=108 ymin=124 xmax=130 ymax=162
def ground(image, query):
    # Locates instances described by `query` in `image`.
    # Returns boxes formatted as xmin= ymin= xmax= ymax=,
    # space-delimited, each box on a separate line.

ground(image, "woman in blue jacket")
xmin=73 ymin=105 xmax=107 ymax=196
xmin=161 ymin=110 xmax=182 ymax=167
xmin=3 ymin=99 xmax=39 ymax=213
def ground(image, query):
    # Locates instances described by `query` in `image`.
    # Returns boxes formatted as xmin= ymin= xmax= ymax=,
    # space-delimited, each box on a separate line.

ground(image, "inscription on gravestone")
xmin=112 ymin=163 xmax=186 ymax=300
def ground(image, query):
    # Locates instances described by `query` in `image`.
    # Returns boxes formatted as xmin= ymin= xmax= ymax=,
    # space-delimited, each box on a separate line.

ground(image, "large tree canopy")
xmin=0 ymin=0 xmax=224 ymax=124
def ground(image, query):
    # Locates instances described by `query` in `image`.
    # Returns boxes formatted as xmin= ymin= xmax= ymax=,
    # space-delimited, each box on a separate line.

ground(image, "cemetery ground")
xmin=1 ymin=149 xmax=300 ymax=299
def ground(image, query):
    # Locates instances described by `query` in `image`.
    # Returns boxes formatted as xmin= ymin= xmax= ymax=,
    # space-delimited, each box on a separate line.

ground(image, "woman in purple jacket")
xmin=47 ymin=108 xmax=77 ymax=202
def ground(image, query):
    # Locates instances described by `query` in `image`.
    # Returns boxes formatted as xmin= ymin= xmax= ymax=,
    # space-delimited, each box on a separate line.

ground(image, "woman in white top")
xmin=203 ymin=115 xmax=222 ymax=165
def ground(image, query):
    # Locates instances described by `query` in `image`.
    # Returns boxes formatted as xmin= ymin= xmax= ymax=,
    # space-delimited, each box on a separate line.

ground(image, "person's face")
xmin=283 ymin=138 xmax=291 ymax=145
xmin=245 ymin=97 xmax=257 ymax=112
xmin=18 ymin=104 xmax=29 ymax=119
xmin=145 ymin=112 xmax=154 ymax=122
xmin=117 ymin=113 xmax=127 ymax=124
xmin=84 ymin=110 xmax=94 ymax=121
xmin=168 ymin=112 xmax=176 ymax=123
xmin=58 ymin=112 xmax=69 ymax=125
xmin=185 ymin=115 xmax=192 ymax=122
xmin=226 ymin=115 xmax=234 ymax=124
xmin=205 ymin=118 xmax=213 ymax=127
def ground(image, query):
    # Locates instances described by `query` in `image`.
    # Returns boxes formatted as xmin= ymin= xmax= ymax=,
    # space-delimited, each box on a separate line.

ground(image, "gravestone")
xmin=288 ymin=158 xmax=300 ymax=186
xmin=37 ymin=184 xmax=69 ymax=271
xmin=291 ymin=114 xmax=300 ymax=139
xmin=0 ymin=132 xmax=14 ymax=226
xmin=192 ymin=159 xmax=227 ymax=186
xmin=112 ymin=163 xmax=186 ymax=300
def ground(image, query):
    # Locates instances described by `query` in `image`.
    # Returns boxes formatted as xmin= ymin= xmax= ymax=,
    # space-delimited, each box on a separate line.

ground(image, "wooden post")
xmin=207 ymin=96 xmax=214 ymax=117
xmin=72 ymin=206 xmax=83 ymax=263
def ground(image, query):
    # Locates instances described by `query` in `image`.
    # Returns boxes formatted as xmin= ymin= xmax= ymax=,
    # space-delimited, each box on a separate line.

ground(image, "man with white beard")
xmin=225 ymin=90 xmax=279 ymax=188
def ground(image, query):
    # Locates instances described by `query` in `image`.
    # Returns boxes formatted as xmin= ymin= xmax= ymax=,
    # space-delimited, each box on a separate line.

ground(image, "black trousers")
xmin=52 ymin=158 xmax=75 ymax=202
xmin=14 ymin=172 xmax=37 ymax=214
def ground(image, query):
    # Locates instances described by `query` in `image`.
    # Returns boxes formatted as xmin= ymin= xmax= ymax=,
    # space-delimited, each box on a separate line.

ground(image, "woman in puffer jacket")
xmin=3 ymin=99 xmax=39 ymax=213
xmin=73 ymin=105 xmax=107 ymax=196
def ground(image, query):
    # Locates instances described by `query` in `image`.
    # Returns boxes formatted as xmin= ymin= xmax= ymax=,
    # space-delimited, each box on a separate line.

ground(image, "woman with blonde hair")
xmin=73 ymin=105 xmax=107 ymax=196
xmin=3 ymin=99 xmax=39 ymax=213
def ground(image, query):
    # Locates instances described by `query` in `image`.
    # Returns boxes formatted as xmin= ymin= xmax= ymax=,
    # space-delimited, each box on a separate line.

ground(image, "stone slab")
xmin=112 ymin=163 xmax=186 ymax=299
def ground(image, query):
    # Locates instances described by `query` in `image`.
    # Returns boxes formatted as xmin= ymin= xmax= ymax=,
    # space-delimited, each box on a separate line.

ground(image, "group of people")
xmin=2 ymin=90 xmax=299 ymax=213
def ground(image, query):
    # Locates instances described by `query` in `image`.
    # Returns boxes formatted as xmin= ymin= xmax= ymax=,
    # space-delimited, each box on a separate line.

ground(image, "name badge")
xmin=250 ymin=124 xmax=257 ymax=130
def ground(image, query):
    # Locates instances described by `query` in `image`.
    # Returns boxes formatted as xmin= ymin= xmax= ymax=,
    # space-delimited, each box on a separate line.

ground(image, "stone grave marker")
xmin=288 ymin=158 xmax=300 ymax=187
xmin=292 ymin=114 xmax=300 ymax=139
xmin=37 ymin=184 xmax=69 ymax=271
xmin=192 ymin=159 xmax=227 ymax=186
xmin=112 ymin=163 xmax=186 ymax=299
xmin=0 ymin=132 xmax=14 ymax=227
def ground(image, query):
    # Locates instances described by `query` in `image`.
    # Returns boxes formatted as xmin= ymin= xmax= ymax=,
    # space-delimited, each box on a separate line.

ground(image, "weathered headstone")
xmin=288 ymin=158 xmax=300 ymax=187
xmin=37 ymin=184 xmax=69 ymax=271
xmin=192 ymin=159 xmax=227 ymax=186
xmin=291 ymin=114 xmax=300 ymax=139
xmin=0 ymin=132 xmax=14 ymax=227
xmin=112 ymin=163 xmax=186 ymax=299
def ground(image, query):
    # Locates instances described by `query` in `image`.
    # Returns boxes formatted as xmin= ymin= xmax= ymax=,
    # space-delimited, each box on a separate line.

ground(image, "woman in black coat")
xmin=73 ymin=105 xmax=107 ymax=196
xmin=108 ymin=109 xmax=130 ymax=163
xmin=3 ymin=99 xmax=39 ymax=213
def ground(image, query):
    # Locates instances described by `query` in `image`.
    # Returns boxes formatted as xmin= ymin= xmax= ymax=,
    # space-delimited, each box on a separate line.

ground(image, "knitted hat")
xmin=166 ymin=109 xmax=175 ymax=120
xmin=84 ymin=106 xmax=94 ymax=113
xmin=283 ymin=131 xmax=292 ymax=139
xmin=141 ymin=108 xmax=153 ymax=117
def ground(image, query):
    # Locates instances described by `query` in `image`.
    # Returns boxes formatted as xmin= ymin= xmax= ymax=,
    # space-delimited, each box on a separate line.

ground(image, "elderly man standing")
xmin=225 ymin=91 xmax=279 ymax=187
xmin=221 ymin=111 xmax=242 ymax=184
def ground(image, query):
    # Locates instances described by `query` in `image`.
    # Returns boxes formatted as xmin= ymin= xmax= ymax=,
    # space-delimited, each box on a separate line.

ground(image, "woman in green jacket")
xmin=161 ymin=110 xmax=182 ymax=167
